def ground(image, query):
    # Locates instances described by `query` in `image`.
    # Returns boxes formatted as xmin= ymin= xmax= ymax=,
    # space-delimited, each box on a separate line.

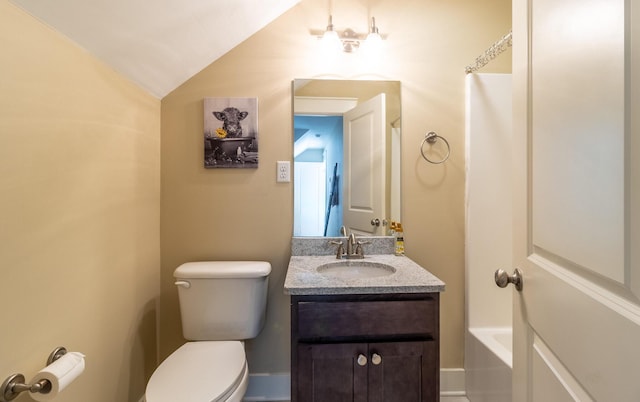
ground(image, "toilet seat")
xmin=145 ymin=341 xmax=247 ymax=402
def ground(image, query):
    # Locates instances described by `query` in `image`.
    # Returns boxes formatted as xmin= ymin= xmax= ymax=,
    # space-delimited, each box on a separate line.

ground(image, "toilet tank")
xmin=174 ymin=261 xmax=271 ymax=341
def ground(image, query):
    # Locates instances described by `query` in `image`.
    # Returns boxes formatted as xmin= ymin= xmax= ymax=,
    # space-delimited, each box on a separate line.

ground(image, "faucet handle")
xmin=329 ymin=240 xmax=345 ymax=259
xmin=355 ymin=240 xmax=370 ymax=257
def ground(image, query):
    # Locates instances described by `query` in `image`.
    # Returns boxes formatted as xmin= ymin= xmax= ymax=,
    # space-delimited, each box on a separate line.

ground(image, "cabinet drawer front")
xmin=297 ymin=299 xmax=437 ymax=339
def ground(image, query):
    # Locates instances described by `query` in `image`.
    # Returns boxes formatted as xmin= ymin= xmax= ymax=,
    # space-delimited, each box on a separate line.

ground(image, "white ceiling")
xmin=11 ymin=0 xmax=301 ymax=98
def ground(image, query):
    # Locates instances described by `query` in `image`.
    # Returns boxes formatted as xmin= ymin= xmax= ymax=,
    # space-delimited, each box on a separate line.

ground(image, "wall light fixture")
xmin=319 ymin=15 xmax=384 ymax=53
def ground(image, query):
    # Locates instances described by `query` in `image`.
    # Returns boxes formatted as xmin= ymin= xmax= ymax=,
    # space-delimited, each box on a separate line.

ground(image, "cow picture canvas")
xmin=204 ymin=97 xmax=258 ymax=168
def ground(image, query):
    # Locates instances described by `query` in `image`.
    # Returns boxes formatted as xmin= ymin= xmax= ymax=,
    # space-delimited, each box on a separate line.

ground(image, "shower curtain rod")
xmin=464 ymin=30 xmax=512 ymax=74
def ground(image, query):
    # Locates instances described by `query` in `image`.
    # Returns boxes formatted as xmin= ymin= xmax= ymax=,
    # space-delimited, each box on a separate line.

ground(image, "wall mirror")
xmin=292 ymin=79 xmax=401 ymax=237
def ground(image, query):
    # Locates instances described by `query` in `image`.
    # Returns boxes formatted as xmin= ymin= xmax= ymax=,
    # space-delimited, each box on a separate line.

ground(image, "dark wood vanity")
xmin=284 ymin=241 xmax=445 ymax=402
xmin=290 ymin=292 xmax=440 ymax=402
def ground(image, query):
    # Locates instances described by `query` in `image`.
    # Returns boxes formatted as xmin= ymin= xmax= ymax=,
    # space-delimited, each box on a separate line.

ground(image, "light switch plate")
xmin=277 ymin=161 xmax=290 ymax=182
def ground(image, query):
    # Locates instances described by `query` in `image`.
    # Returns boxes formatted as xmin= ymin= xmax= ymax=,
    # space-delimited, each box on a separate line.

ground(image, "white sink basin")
xmin=316 ymin=261 xmax=396 ymax=279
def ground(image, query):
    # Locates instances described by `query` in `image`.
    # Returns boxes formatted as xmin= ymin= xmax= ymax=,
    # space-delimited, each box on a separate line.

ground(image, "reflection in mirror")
xmin=293 ymin=79 xmax=401 ymax=237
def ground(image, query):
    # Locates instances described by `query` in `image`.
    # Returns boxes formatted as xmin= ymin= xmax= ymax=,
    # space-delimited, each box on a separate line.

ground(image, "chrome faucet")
xmin=329 ymin=232 xmax=368 ymax=259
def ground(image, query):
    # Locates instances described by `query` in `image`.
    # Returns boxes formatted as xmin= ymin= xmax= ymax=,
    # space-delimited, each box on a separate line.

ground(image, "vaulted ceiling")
xmin=10 ymin=0 xmax=301 ymax=98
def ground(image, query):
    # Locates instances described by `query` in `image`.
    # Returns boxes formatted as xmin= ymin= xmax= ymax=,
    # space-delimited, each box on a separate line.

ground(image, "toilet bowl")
xmin=145 ymin=261 xmax=271 ymax=402
xmin=146 ymin=341 xmax=248 ymax=402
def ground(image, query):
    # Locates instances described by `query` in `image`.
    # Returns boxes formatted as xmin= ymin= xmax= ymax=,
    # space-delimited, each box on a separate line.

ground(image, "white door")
xmin=512 ymin=0 xmax=640 ymax=400
xmin=342 ymin=94 xmax=386 ymax=236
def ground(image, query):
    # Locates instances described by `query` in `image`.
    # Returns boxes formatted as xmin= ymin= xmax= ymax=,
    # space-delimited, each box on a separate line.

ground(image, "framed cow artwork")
xmin=204 ymin=97 xmax=258 ymax=168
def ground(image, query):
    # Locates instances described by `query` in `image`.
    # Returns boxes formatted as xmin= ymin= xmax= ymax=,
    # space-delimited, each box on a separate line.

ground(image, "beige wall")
xmin=161 ymin=0 xmax=511 ymax=373
xmin=0 ymin=1 xmax=161 ymax=401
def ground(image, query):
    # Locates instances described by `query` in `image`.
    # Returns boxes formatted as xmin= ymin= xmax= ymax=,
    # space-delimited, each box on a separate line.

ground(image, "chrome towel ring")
xmin=420 ymin=131 xmax=450 ymax=164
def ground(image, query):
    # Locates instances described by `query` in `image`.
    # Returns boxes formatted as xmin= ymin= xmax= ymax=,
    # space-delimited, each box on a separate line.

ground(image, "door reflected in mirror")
xmin=293 ymin=79 xmax=401 ymax=237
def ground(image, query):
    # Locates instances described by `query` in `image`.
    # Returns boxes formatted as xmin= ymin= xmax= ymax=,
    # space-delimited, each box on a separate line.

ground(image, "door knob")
xmin=357 ymin=354 xmax=367 ymax=366
xmin=371 ymin=218 xmax=381 ymax=226
xmin=371 ymin=353 xmax=382 ymax=365
xmin=494 ymin=268 xmax=523 ymax=291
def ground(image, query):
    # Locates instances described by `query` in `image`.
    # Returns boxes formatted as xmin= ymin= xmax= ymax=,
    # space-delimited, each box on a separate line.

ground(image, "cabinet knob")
xmin=357 ymin=354 xmax=367 ymax=366
xmin=371 ymin=353 xmax=382 ymax=365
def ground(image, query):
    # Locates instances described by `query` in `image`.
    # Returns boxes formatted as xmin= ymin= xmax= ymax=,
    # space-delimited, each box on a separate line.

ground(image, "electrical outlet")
xmin=277 ymin=161 xmax=290 ymax=182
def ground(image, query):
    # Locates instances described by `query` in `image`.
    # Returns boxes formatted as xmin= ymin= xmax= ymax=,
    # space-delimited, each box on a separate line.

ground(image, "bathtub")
xmin=465 ymin=328 xmax=512 ymax=402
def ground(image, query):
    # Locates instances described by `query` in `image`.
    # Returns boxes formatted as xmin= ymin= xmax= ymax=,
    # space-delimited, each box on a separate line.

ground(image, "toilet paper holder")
xmin=1 ymin=347 xmax=67 ymax=402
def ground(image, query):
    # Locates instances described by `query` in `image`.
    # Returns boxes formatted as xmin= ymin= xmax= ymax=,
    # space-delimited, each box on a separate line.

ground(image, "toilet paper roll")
xmin=29 ymin=352 xmax=85 ymax=401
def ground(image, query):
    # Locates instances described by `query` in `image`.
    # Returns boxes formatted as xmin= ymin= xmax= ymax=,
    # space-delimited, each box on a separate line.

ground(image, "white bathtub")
xmin=465 ymin=328 xmax=512 ymax=402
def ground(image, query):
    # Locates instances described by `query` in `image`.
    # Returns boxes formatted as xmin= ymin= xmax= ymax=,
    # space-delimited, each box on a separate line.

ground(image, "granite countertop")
xmin=284 ymin=254 xmax=445 ymax=296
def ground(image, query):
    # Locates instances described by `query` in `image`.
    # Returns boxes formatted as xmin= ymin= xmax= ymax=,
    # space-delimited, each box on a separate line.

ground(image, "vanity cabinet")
xmin=290 ymin=293 xmax=439 ymax=402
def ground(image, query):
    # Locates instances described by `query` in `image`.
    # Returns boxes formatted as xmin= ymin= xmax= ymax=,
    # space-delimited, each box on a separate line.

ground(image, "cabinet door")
xmin=368 ymin=341 xmax=438 ymax=402
xmin=297 ymin=343 xmax=368 ymax=402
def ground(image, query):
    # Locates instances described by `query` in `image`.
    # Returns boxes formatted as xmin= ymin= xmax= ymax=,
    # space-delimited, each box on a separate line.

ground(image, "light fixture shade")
xmin=321 ymin=15 xmax=342 ymax=51
xmin=363 ymin=17 xmax=382 ymax=53
xmin=321 ymin=29 xmax=341 ymax=50
xmin=366 ymin=31 xmax=382 ymax=44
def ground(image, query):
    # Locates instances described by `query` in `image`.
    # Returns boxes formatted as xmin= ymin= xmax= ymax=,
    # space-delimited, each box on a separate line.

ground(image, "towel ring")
xmin=420 ymin=131 xmax=450 ymax=164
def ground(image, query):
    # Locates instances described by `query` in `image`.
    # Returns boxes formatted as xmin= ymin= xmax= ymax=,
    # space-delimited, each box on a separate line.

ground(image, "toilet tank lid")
xmin=174 ymin=261 xmax=271 ymax=279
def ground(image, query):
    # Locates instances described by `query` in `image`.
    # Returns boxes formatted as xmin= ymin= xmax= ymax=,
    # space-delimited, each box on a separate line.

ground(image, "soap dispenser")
xmin=394 ymin=223 xmax=405 ymax=256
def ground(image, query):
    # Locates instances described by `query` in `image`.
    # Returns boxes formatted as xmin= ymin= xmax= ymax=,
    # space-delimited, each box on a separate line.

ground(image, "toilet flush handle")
xmin=174 ymin=281 xmax=191 ymax=289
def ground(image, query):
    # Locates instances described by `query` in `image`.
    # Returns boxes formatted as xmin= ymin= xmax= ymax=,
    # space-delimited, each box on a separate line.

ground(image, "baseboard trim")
xmin=440 ymin=368 xmax=467 ymax=396
xmin=242 ymin=369 xmax=467 ymax=401
xmin=243 ymin=373 xmax=291 ymax=401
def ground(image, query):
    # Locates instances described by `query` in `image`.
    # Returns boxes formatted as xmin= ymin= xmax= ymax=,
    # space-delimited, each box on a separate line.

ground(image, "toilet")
xmin=145 ymin=261 xmax=271 ymax=402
